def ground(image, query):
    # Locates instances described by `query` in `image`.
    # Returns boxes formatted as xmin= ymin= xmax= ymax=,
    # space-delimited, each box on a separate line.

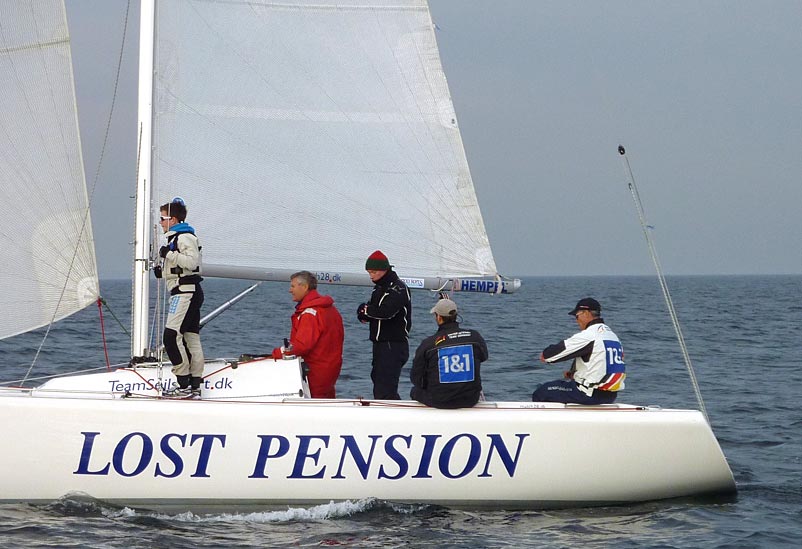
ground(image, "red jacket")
xmin=286 ymin=290 xmax=344 ymax=398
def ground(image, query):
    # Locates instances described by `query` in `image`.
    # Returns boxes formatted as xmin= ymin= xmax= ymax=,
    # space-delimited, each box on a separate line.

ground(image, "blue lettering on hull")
xmin=75 ymin=432 xmax=530 ymax=481
xmin=74 ymin=431 xmax=226 ymax=478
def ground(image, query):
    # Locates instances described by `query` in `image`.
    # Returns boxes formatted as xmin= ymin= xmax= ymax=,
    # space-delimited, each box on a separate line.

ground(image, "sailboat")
xmin=0 ymin=0 xmax=734 ymax=510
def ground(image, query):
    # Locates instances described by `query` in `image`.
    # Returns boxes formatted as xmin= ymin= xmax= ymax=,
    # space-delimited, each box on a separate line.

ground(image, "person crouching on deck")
xmin=272 ymin=271 xmax=344 ymax=398
xmin=155 ymin=198 xmax=205 ymax=398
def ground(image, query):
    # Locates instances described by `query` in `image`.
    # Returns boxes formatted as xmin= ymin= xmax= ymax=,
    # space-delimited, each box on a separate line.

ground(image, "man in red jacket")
xmin=272 ymin=271 xmax=344 ymax=398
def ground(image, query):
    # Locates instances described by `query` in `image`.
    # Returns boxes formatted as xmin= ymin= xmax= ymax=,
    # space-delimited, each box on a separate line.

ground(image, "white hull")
xmin=0 ymin=358 xmax=735 ymax=510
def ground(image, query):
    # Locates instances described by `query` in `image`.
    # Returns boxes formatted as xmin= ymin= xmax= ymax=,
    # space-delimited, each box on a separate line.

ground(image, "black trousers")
xmin=163 ymin=286 xmax=204 ymax=386
xmin=370 ymin=340 xmax=409 ymax=400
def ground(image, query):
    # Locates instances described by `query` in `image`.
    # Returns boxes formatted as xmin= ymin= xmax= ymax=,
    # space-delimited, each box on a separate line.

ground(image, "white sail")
xmin=0 ymin=0 xmax=98 ymax=340
xmin=151 ymin=0 xmax=497 ymax=279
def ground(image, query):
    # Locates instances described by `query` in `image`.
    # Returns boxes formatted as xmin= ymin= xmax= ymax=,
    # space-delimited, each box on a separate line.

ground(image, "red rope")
xmin=124 ymin=367 xmax=160 ymax=392
xmin=96 ymin=298 xmax=111 ymax=371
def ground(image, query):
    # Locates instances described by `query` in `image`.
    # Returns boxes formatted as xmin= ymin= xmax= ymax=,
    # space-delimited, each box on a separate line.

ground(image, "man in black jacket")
xmin=410 ymin=298 xmax=488 ymax=409
xmin=357 ymin=250 xmax=412 ymax=399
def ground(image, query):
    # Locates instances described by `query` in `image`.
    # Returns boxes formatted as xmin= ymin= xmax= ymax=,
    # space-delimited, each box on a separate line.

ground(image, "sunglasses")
xmin=159 ymin=216 xmax=172 ymax=221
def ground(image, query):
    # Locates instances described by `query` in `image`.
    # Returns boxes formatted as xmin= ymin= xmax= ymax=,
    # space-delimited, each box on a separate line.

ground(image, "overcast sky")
xmin=65 ymin=0 xmax=802 ymax=279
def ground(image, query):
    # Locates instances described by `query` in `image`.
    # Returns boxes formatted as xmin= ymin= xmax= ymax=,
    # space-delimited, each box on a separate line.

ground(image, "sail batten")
xmin=152 ymin=0 xmax=497 ymax=280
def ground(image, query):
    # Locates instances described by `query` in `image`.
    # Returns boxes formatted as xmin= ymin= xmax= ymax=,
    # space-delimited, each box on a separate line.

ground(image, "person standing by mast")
xmin=155 ymin=197 xmax=205 ymax=398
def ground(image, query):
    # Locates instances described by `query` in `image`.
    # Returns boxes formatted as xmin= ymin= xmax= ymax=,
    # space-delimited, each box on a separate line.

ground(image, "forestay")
xmin=151 ymin=0 xmax=497 ymax=280
xmin=0 ymin=0 xmax=98 ymax=340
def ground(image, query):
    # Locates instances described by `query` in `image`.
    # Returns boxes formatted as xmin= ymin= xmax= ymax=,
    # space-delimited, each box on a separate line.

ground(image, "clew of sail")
xmin=150 ymin=0 xmax=498 ymax=281
xmin=0 ymin=0 xmax=98 ymax=340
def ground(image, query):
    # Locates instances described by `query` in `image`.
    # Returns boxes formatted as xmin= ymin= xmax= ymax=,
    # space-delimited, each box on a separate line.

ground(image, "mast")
xmin=132 ymin=0 xmax=155 ymax=358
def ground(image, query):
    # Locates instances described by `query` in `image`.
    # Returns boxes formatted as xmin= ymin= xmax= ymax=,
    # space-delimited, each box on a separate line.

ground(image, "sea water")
xmin=0 ymin=275 xmax=799 ymax=548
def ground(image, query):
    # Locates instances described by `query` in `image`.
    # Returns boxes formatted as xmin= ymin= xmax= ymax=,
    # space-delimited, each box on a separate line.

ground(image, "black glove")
xmin=357 ymin=303 xmax=367 ymax=317
xmin=153 ymin=265 xmax=163 ymax=279
xmin=159 ymin=245 xmax=170 ymax=258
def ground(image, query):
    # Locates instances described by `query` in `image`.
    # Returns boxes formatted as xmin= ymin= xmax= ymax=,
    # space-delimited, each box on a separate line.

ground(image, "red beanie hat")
xmin=365 ymin=250 xmax=390 ymax=270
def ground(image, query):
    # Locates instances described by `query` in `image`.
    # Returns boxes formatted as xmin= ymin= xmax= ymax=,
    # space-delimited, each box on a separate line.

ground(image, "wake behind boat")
xmin=0 ymin=0 xmax=734 ymax=509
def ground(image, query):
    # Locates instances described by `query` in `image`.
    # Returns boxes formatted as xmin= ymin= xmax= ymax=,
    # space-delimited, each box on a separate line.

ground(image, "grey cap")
xmin=430 ymin=298 xmax=458 ymax=316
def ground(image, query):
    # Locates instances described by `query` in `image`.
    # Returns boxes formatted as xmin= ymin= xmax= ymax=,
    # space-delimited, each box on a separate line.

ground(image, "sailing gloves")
xmin=357 ymin=303 xmax=368 ymax=323
xmin=154 ymin=245 xmax=170 ymax=277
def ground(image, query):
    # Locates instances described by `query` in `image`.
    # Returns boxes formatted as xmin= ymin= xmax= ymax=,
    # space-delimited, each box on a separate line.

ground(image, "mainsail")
xmin=0 ymin=0 xmax=98 ymax=340
xmin=150 ymin=0 xmax=497 ymax=280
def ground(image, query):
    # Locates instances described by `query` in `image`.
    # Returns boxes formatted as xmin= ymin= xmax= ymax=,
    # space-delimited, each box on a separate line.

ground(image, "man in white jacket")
xmin=533 ymin=298 xmax=625 ymax=404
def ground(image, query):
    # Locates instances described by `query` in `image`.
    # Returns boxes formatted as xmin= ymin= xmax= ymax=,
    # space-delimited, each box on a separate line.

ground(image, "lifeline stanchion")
xmin=617 ymin=145 xmax=709 ymax=425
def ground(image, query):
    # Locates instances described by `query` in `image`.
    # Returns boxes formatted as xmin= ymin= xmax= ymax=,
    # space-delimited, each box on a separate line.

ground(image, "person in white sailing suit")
xmin=154 ymin=198 xmax=205 ymax=398
xmin=533 ymin=297 xmax=625 ymax=404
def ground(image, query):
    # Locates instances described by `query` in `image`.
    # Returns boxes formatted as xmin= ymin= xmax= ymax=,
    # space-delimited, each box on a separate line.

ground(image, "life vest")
xmin=162 ymin=229 xmax=203 ymax=291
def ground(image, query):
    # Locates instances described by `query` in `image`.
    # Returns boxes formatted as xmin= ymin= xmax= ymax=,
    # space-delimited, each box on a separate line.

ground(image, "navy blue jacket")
xmin=410 ymin=321 xmax=488 ymax=409
xmin=358 ymin=270 xmax=412 ymax=343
